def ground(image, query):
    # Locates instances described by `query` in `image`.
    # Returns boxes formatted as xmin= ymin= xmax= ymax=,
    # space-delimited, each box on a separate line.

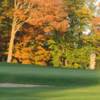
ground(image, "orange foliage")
xmin=92 ymin=17 xmax=100 ymax=35
xmin=14 ymin=0 xmax=68 ymax=34
xmin=13 ymin=0 xmax=68 ymax=65
xmin=13 ymin=43 xmax=32 ymax=64
xmin=13 ymin=34 xmax=50 ymax=65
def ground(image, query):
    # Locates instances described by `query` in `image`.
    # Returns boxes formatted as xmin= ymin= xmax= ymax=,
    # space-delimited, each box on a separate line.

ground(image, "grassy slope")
xmin=0 ymin=63 xmax=100 ymax=100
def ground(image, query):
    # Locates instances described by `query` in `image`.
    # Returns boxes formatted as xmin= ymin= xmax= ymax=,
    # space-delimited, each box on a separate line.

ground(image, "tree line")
xmin=0 ymin=0 xmax=100 ymax=69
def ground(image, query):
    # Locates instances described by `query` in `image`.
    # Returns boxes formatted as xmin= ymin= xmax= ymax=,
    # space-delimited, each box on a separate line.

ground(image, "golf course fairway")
xmin=0 ymin=63 xmax=100 ymax=100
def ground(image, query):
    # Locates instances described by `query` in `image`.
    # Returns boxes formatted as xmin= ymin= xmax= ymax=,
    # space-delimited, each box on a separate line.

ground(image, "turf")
xmin=0 ymin=85 xmax=100 ymax=100
xmin=0 ymin=63 xmax=100 ymax=100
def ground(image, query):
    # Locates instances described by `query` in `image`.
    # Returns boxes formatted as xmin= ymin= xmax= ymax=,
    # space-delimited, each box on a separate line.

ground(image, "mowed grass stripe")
xmin=0 ymin=85 xmax=100 ymax=100
xmin=0 ymin=63 xmax=100 ymax=100
xmin=0 ymin=63 xmax=100 ymax=86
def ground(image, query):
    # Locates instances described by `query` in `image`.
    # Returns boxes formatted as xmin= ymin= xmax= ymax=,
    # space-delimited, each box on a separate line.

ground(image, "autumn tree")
xmin=7 ymin=0 xmax=38 ymax=62
xmin=12 ymin=0 xmax=69 ymax=65
xmin=58 ymin=0 xmax=97 ymax=68
xmin=0 ymin=0 xmax=12 ymax=61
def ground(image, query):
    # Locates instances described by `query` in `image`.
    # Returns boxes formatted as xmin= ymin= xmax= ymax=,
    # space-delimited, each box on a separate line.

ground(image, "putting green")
xmin=0 ymin=63 xmax=100 ymax=100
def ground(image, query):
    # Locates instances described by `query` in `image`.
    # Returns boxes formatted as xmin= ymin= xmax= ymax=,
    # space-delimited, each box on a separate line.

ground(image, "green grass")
xmin=0 ymin=63 xmax=100 ymax=100
xmin=0 ymin=85 xmax=100 ymax=100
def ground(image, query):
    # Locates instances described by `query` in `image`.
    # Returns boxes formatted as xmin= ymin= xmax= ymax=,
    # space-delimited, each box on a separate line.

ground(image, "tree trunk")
xmin=89 ymin=52 xmax=96 ymax=70
xmin=7 ymin=29 xmax=16 ymax=63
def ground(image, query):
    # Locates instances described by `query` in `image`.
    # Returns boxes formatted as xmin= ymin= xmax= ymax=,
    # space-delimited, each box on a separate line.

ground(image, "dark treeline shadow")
xmin=0 ymin=63 xmax=100 ymax=89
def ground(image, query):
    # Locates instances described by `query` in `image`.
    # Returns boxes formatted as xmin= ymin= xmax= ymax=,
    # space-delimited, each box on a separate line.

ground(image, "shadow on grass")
xmin=0 ymin=63 xmax=100 ymax=100
xmin=0 ymin=63 xmax=100 ymax=89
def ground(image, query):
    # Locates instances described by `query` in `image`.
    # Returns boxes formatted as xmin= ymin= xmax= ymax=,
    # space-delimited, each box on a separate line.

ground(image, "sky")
xmin=96 ymin=0 xmax=100 ymax=4
xmin=97 ymin=0 xmax=100 ymax=4
xmin=97 ymin=0 xmax=100 ymax=2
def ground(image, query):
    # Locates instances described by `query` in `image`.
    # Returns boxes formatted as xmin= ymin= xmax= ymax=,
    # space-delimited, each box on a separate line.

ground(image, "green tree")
xmin=58 ymin=0 xmax=96 ymax=68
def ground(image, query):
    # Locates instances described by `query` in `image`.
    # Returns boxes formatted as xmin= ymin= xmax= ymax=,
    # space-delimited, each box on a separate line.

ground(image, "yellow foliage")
xmin=76 ymin=6 xmax=92 ymax=17
xmin=13 ymin=34 xmax=50 ymax=65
